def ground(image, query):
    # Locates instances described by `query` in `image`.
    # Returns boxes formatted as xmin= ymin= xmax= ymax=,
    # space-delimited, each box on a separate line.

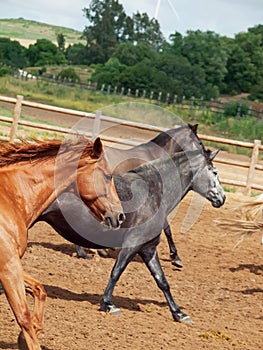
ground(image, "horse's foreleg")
xmin=24 ymin=274 xmax=47 ymax=336
xmin=163 ymin=219 xmax=183 ymax=268
xmin=100 ymin=247 xmax=137 ymax=315
xmin=0 ymin=256 xmax=41 ymax=350
xmin=138 ymin=244 xmax=192 ymax=324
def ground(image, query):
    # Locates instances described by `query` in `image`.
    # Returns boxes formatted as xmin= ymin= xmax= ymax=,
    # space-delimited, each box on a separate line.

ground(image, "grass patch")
xmin=0 ymin=18 xmax=84 ymax=45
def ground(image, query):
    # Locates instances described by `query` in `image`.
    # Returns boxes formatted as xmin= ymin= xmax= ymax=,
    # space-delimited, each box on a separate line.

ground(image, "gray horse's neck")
xmin=130 ymin=151 xmax=196 ymax=216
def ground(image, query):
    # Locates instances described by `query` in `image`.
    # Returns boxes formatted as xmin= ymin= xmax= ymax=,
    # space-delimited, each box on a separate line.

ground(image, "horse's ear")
xmin=188 ymin=124 xmax=198 ymax=134
xmin=93 ymin=137 xmax=103 ymax=158
xmin=209 ymin=149 xmax=220 ymax=161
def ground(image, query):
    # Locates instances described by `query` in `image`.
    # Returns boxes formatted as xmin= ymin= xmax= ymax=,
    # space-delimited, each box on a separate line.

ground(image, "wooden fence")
xmin=0 ymin=94 xmax=262 ymax=195
xmin=14 ymin=70 xmax=263 ymax=119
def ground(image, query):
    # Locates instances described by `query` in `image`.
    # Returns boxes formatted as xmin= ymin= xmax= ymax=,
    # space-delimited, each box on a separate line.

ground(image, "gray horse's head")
xmin=190 ymin=149 xmax=226 ymax=208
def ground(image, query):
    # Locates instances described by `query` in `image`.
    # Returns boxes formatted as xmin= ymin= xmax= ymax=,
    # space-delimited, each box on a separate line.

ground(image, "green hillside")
xmin=0 ymin=17 xmax=85 ymax=46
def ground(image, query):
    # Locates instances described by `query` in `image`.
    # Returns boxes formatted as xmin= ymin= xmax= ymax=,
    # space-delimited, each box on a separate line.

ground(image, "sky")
xmin=0 ymin=0 xmax=262 ymax=38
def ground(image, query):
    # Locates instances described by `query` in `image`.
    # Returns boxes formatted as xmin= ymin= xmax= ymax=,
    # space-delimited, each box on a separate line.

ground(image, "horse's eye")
xmin=213 ymin=167 xmax=218 ymax=175
xmin=105 ymin=174 xmax=112 ymax=181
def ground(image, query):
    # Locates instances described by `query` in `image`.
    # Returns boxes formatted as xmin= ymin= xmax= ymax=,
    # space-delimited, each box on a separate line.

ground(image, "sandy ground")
xmin=0 ymin=193 xmax=262 ymax=350
xmin=0 ymin=102 xmax=262 ymax=349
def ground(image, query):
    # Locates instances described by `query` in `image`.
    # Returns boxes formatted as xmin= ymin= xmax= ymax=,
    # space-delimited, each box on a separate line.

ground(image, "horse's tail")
xmin=215 ymin=218 xmax=263 ymax=235
xmin=227 ymin=194 xmax=263 ymax=221
xmin=215 ymin=218 xmax=263 ymax=248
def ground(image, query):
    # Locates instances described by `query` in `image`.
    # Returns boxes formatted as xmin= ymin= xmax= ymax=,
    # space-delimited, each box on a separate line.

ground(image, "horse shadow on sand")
xmin=229 ymin=263 xmax=263 ymax=276
xmin=28 ymin=241 xmax=148 ymax=263
xmin=28 ymin=241 xmax=77 ymax=258
xmin=0 ymin=341 xmax=53 ymax=350
xmin=43 ymin=283 xmax=181 ymax=314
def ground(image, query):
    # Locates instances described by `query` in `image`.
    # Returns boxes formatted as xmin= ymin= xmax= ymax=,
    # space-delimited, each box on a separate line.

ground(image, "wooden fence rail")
xmin=0 ymin=94 xmax=262 ymax=194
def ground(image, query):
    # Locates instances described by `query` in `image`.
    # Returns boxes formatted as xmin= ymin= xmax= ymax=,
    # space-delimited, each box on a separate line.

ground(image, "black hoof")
xmin=18 ymin=332 xmax=29 ymax=350
xmin=170 ymin=254 xmax=183 ymax=268
xmin=171 ymin=258 xmax=183 ymax=268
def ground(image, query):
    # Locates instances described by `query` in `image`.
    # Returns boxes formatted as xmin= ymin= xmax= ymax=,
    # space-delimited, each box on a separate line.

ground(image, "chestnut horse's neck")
xmin=0 ymin=156 xmax=81 ymax=228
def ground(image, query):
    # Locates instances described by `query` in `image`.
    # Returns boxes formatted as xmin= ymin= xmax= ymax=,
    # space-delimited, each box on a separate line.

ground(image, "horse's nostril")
xmin=119 ymin=213 xmax=125 ymax=223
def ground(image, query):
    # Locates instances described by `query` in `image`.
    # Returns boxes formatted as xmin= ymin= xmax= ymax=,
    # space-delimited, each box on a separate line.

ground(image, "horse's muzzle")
xmin=211 ymin=193 xmax=226 ymax=208
xmin=104 ymin=211 xmax=126 ymax=229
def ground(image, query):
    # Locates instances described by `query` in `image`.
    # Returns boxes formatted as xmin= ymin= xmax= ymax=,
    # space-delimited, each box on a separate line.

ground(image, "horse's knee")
xmin=16 ymin=309 xmax=33 ymax=332
xmin=25 ymin=281 xmax=47 ymax=301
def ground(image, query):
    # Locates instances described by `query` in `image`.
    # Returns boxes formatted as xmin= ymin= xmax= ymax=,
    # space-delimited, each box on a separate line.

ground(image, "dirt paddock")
xmin=0 ymin=193 xmax=262 ymax=350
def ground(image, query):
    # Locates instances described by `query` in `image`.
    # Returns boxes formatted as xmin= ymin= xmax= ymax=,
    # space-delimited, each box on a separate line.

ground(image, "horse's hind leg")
xmin=0 ymin=257 xmax=42 ymax=350
xmin=75 ymin=245 xmax=92 ymax=259
xmin=163 ymin=219 xmax=183 ymax=268
xmin=138 ymin=243 xmax=192 ymax=324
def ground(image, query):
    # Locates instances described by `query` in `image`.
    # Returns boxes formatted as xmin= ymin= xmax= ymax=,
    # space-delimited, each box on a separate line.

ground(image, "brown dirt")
xmin=0 ymin=193 xmax=262 ymax=350
xmin=0 ymin=105 xmax=262 ymax=349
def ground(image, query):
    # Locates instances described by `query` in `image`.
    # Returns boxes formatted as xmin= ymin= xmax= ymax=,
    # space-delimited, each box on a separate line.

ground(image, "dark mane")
xmin=0 ymin=137 xmax=96 ymax=167
xmin=150 ymin=127 xmax=184 ymax=147
xmin=150 ymin=124 xmax=205 ymax=152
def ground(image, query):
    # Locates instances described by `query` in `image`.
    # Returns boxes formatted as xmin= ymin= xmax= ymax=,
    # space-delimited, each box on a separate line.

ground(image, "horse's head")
xmin=190 ymin=148 xmax=226 ymax=208
xmin=77 ymin=138 xmax=125 ymax=229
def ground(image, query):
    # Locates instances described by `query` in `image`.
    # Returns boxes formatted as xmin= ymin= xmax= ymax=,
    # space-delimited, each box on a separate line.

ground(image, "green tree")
xmin=224 ymin=31 xmax=263 ymax=93
xmin=0 ymin=37 xmax=28 ymax=67
xmin=90 ymin=58 xmax=126 ymax=86
xmin=82 ymin=0 xmax=127 ymax=63
xmin=155 ymin=52 xmax=207 ymax=98
xmin=248 ymin=24 xmax=263 ymax=46
xmin=117 ymin=63 xmax=179 ymax=97
xmin=27 ymin=39 xmax=66 ymax=66
xmin=130 ymin=12 xmax=164 ymax=48
xmin=112 ymin=41 xmax=159 ymax=66
xmin=180 ymin=30 xmax=228 ymax=92
xmin=168 ymin=31 xmax=183 ymax=55
xmin=57 ymin=33 xmax=66 ymax=52
xmin=66 ymin=43 xmax=88 ymax=65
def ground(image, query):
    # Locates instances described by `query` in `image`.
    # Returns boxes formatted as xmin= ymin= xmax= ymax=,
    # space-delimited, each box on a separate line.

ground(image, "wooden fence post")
xmin=9 ymin=94 xmax=23 ymax=142
xmin=92 ymin=110 xmax=101 ymax=140
xmin=245 ymin=139 xmax=261 ymax=195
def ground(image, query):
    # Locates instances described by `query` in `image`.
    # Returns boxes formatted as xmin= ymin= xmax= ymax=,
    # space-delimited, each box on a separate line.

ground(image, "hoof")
xmin=77 ymin=253 xmax=93 ymax=260
xmin=171 ymin=258 xmax=183 ymax=268
xmin=180 ymin=315 xmax=193 ymax=324
xmin=100 ymin=302 xmax=123 ymax=316
xmin=173 ymin=311 xmax=193 ymax=324
xmin=18 ymin=332 xmax=29 ymax=350
xmin=97 ymin=249 xmax=109 ymax=258
xmin=107 ymin=304 xmax=123 ymax=316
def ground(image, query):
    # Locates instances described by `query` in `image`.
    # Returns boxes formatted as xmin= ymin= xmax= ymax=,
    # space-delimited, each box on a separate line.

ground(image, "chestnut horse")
xmin=0 ymin=137 xmax=124 ymax=350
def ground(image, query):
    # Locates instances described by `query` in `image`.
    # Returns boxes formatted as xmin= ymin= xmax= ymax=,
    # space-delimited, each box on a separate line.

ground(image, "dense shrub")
xmin=0 ymin=67 xmax=12 ymax=77
xmin=57 ymin=68 xmax=81 ymax=83
xmin=223 ymin=101 xmax=249 ymax=117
